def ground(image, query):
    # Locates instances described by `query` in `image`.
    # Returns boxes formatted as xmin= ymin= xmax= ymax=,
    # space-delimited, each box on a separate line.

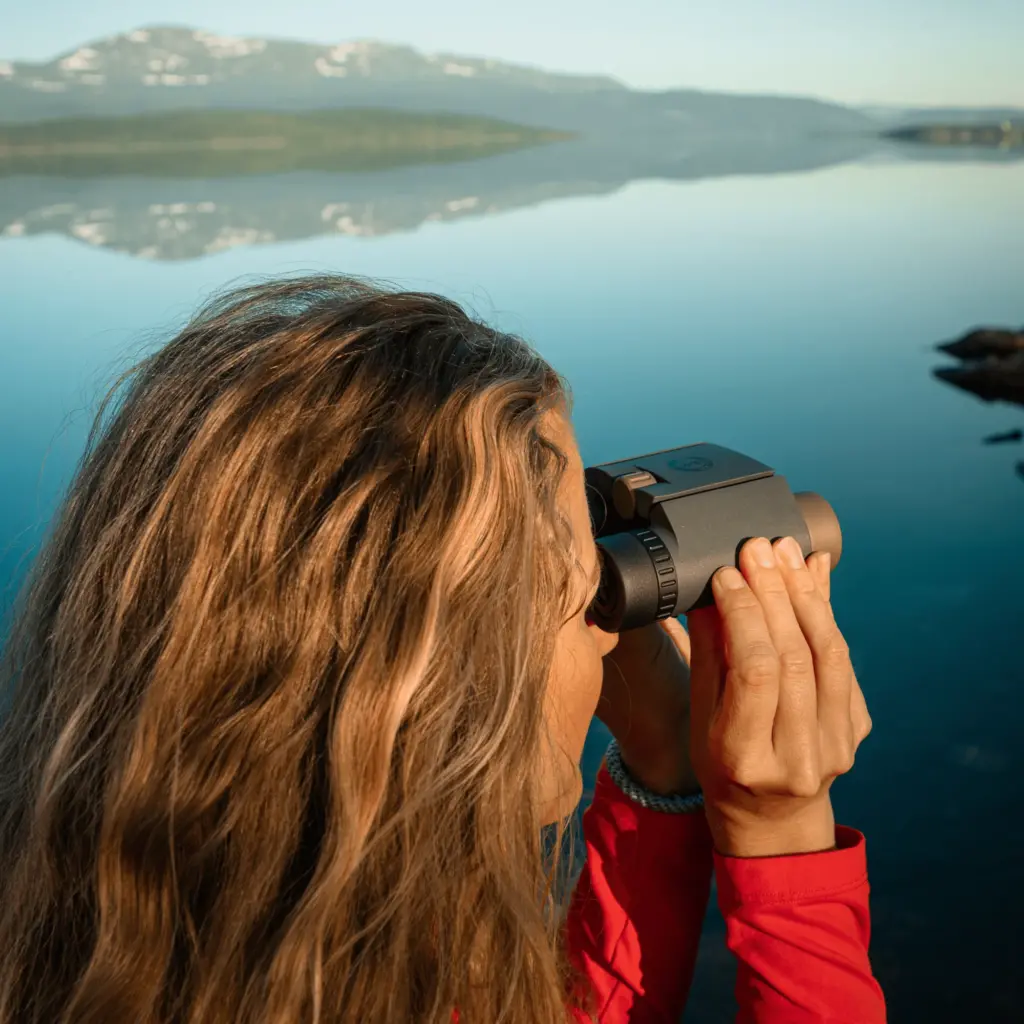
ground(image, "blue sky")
xmin=5 ymin=0 xmax=1022 ymax=107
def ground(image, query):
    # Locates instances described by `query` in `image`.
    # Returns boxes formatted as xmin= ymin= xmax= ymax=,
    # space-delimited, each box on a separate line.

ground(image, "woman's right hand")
xmin=687 ymin=536 xmax=872 ymax=858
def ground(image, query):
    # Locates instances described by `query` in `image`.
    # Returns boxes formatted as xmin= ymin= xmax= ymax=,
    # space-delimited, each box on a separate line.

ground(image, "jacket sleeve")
xmin=564 ymin=763 xmax=714 ymax=1022
xmin=564 ymin=763 xmax=886 ymax=1024
xmin=713 ymin=825 xmax=887 ymax=1023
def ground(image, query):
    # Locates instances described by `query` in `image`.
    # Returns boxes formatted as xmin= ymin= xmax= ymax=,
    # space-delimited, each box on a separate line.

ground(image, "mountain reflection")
xmin=4 ymin=132 xmax=1022 ymax=261
xmin=1 ymin=134 xmax=884 ymax=260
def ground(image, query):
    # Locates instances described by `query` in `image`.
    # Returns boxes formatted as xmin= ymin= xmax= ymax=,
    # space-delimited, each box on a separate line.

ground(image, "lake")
xmin=2 ymin=148 xmax=1023 ymax=1021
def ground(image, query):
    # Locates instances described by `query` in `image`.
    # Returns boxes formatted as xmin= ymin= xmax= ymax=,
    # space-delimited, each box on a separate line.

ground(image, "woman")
xmin=0 ymin=276 xmax=884 ymax=1023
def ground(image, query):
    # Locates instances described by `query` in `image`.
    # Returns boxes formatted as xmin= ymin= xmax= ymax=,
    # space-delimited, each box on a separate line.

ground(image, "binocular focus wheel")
xmin=632 ymin=528 xmax=679 ymax=618
xmin=592 ymin=527 xmax=679 ymax=632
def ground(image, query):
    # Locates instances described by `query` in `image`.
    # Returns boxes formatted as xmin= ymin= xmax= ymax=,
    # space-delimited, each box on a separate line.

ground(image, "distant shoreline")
xmin=884 ymin=121 xmax=1024 ymax=149
xmin=1 ymin=137 xmax=291 ymax=156
xmin=0 ymin=109 xmax=571 ymax=177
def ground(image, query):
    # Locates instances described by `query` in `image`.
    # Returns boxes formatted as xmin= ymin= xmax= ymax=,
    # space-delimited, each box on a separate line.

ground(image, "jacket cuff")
xmin=713 ymin=826 xmax=867 ymax=913
xmin=591 ymin=763 xmax=713 ymax=859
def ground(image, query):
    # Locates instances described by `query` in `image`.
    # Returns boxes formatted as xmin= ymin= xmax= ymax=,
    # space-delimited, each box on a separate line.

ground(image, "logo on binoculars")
xmin=668 ymin=456 xmax=714 ymax=473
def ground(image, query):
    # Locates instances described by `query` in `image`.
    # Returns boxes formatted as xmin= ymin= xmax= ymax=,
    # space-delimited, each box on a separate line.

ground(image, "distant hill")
xmin=0 ymin=25 xmax=876 ymax=141
xmin=867 ymin=106 xmax=1024 ymax=127
xmin=884 ymin=121 xmax=1023 ymax=149
xmin=0 ymin=109 xmax=568 ymax=176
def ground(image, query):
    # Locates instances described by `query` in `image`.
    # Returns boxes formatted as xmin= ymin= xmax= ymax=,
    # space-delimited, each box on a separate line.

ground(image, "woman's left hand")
xmin=593 ymin=618 xmax=700 ymax=796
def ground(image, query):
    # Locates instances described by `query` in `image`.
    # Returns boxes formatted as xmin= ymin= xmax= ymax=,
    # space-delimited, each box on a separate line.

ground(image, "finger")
xmin=807 ymin=551 xmax=832 ymax=603
xmin=659 ymin=616 xmax=691 ymax=665
xmin=740 ymin=539 xmax=816 ymax=761
xmin=687 ymin=605 xmax=724 ymax=742
xmin=709 ymin=565 xmax=780 ymax=756
xmin=807 ymin=551 xmax=866 ymax=762
xmin=775 ymin=537 xmax=854 ymax=774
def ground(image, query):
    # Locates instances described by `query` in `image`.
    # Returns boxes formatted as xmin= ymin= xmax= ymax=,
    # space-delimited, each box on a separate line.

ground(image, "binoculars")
xmin=584 ymin=443 xmax=842 ymax=632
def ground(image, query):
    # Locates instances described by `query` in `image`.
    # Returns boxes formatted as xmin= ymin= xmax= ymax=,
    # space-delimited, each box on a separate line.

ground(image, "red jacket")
xmin=565 ymin=765 xmax=887 ymax=1022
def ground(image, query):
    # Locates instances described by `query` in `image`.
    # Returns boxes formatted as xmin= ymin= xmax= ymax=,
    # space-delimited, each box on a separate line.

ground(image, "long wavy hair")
xmin=0 ymin=275 xmax=593 ymax=1024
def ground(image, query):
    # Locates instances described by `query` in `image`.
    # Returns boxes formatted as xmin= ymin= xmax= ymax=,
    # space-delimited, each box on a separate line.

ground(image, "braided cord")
xmin=603 ymin=738 xmax=705 ymax=814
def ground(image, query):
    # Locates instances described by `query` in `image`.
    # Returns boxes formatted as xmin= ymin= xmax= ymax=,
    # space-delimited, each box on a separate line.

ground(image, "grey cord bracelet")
xmin=604 ymin=738 xmax=705 ymax=814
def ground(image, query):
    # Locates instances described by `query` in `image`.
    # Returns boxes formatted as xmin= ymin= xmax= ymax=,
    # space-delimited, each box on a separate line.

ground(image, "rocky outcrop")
xmin=934 ymin=328 xmax=1024 ymax=406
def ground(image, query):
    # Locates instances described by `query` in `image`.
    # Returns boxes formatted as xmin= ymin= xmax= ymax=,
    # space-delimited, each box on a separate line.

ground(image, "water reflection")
xmin=0 ymin=133 xmax=996 ymax=261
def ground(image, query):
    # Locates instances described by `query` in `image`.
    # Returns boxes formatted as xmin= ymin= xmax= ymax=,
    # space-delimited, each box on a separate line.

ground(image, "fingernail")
xmin=779 ymin=536 xmax=804 ymax=569
xmin=715 ymin=566 xmax=746 ymax=590
xmin=749 ymin=537 xmax=775 ymax=568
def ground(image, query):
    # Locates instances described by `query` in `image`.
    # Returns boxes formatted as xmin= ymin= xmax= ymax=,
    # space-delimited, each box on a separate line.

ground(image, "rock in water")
xmin=982 ymin=428 xmax=1023 ymax=445
xmin=933 ymin=352 xmax=1024 ymax=406
xmin=938 ymin=328 xmax=1024 ymax=360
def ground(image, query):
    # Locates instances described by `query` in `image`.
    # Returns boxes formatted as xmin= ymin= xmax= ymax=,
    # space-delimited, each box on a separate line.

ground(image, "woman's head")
xmin=0 ymin=275 xmax=609 ymax=1024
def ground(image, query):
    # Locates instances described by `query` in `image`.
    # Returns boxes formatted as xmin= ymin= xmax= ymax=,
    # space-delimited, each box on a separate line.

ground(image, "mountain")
xmin=0 ymin=25 xmax=876 ymax=140
xmin=0 ymin=26 xmax=622 ymax=105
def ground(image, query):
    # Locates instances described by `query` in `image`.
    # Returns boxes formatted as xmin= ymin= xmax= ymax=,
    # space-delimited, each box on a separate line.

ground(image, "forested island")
xmin=0 ymin=109 xmax=571 ymax=176
xmin=885 ymin=121 xmax=1023 ymax=149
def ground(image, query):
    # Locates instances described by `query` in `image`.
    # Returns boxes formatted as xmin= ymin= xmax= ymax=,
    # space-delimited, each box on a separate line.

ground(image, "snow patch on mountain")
xmin=192 ymin=31 xmax=267 ymax=59
xmin=58 ymin=47 xmax=100 ymax=72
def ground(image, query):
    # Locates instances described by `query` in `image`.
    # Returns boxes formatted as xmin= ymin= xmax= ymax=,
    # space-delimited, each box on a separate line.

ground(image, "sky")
xmin=4 ymin=0 xmax=1023 ymax=108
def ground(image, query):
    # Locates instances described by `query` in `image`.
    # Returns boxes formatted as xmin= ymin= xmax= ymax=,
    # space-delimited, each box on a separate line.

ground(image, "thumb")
xmin=687 ymin=605 xmax=725 ymax=743
xmin=658 ymin=616 xmax=691 ymax=665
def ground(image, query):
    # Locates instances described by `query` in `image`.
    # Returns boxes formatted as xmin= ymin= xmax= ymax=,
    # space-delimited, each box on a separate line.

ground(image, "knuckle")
xmin=858 ymin=712 xmax=874 ymax=742
xmin=811 ymin=625 xmax=849 ymax=662
xmin=754 ymin=568 xmax=788 ymax=594
xmin=727 ymin=759 xmax=763 ymax=791
xmin=722 ymin=588 xmax=761 ymax=613
xmin=822 ymin=633 xmax=851 ymax=668
xmin=789 ymin=566 xmax=819 ymax=594
xmin=707 ymin=734 xmax=730 ymax=772
xmin=786 ymin=767 xmax=822 ymax=799
xmin=779 ymin=645 xmax=814 ymax=678
xmin=832 ymin=739 xmax=856 ymax=775
xmin=738 ymin=647 xmax=779 ymax=686
xmin=712 ymin=740 xmax=766 ymax=791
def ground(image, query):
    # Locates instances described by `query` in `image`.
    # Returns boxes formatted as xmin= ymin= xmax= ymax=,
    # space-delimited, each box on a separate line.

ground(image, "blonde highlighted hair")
xmin=0 ymin=276 xmax=593 ymax=1023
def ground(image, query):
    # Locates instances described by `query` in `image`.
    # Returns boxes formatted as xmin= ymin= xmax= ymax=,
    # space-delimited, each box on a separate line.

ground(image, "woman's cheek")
xmin=587 ymin=615 xmax=619 ymax=659
xmin=583 ymin=622 xmax=606 ymax=708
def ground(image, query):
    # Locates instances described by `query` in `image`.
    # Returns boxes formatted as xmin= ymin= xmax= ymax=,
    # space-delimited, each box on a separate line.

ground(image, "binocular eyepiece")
xmin=584 ymin=443 xmax=842 ymax=632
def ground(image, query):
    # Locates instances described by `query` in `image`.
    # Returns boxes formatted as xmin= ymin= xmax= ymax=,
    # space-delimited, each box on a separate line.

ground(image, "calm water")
xmin=2 ymin=153 xmax=1023 ymax=1021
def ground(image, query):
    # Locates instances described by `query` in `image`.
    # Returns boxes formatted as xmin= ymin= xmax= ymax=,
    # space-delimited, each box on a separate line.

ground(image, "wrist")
xmin=604 ymin=740 xmax=704 ymax=814
xmin=616 ymin=741 xmax=700 ymax=798
xmin=706 ymin=796 xmax=837 ymax=858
